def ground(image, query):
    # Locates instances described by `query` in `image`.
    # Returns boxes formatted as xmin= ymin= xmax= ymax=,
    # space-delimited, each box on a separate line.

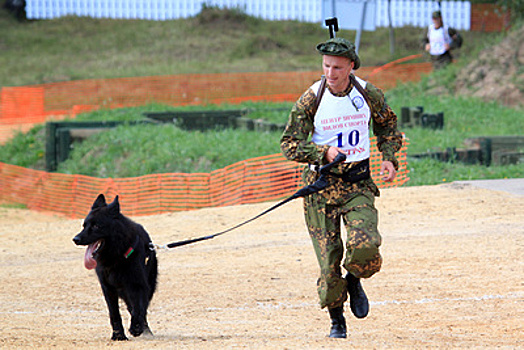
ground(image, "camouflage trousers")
xmin=303 ymin=186 xmax=382 ymax=309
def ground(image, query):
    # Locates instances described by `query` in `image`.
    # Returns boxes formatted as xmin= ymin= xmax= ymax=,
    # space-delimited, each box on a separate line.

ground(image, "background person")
xmin=280 ymin=37 xmax=402 ymax=338
xmin=422 ymin=10 xmax=463 ymax=69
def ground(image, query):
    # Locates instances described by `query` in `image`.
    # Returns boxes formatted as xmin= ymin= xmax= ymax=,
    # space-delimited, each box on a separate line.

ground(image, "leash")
xmin=152 ymin=153 xmax=347 ymax=251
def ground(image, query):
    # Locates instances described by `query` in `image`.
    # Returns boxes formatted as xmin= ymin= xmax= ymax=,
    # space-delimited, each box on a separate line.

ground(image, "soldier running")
xmin=280 ymin=36 xmax=402 ymax=338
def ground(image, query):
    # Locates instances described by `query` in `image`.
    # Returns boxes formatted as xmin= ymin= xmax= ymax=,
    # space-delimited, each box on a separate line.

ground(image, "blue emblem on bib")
xmin=352 ymin=96 xmax=365 ymax=110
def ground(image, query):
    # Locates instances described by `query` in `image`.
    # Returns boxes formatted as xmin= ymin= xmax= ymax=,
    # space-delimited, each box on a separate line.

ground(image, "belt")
xmin=309 ymin=158 xmax=371 ymax=183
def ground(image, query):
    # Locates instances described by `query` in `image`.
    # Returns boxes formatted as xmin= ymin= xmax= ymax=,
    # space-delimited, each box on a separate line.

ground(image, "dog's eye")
xmin=92 ymin=224 xmax=99 ymax=230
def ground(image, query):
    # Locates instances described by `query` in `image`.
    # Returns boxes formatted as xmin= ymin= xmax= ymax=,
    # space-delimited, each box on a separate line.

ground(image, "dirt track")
xmin=1 ymin=183 xmax=523 ymax=349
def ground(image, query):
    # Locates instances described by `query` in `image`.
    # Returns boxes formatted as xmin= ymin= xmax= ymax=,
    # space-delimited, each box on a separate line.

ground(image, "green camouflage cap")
xmin=316 ymin=38 xmax=360 ymax=70
xmin=432 ymin=10 xmax=442 ymax=18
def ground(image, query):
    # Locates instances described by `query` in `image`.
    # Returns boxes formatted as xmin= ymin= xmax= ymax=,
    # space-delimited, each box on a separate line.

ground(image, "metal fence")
xmin=25 ymin=0 xmax=471 ymax=30
xmin=25 ymin=0 xmax=320 ymax=21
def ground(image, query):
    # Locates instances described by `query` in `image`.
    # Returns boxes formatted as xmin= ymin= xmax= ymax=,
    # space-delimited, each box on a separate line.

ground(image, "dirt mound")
xmin=454 ymin=25 xmax=524 ymax=107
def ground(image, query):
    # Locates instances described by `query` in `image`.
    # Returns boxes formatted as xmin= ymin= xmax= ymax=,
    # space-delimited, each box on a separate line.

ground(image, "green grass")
xmin=2 ymin=97 xmax=521 ymax=184
xmin=0 ymin=202 xmax=27 ymax=209
xmin=385 ymin=71 xmax=524 ymax=184
xmin=0 ymin=102 xmax=292 ymax=176
xmin=0 ymin=124 xmax=47 ymax=169
xmin=57 ymin=102 xmax=291 ymax=177
xmin=0 ymin=7 xmax=522 ymax=186
xmin=406 ymin=158 xmax=522 ymax=186
xmin=387 ymin=85 xmax=524 ymax=154
xmin=57 ymin=123 xmax=283 ymax=177
xmin=0 ymin=7 xmax=500 ymax=87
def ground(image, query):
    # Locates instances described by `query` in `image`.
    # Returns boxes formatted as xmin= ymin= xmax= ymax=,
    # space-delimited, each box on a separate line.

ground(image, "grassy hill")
xmin=0 ymin=6 xmax=499 ymax=87
xmin=0 ymin=6 xmax=522 ymax=186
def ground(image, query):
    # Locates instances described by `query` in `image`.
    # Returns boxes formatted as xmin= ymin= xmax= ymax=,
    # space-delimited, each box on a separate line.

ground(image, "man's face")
xmin=432 ymin=17 xmax=443 ymax=29
xmin=322 ymin=55 xmax=354 ymax=94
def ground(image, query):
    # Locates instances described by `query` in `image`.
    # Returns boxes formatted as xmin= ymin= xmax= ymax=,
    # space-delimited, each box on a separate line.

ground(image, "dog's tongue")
xmin=84 ymin=243 xmax=98 ymax=270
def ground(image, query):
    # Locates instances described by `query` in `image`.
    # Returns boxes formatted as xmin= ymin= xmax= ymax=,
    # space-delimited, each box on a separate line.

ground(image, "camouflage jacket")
xmin=280 ymin=75 xmax=402 ymax=171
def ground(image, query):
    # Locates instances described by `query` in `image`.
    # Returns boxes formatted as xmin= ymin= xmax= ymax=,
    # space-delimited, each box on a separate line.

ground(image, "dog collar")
xmin=124 ymin=235 xmax=140 ymax=259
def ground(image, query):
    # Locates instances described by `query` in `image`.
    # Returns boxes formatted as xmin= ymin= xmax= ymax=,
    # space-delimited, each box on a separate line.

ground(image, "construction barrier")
xmin=0 ymin=136 xmax=409 ymax=219
xmin=0 ymin=64 xmax=431 ymax=144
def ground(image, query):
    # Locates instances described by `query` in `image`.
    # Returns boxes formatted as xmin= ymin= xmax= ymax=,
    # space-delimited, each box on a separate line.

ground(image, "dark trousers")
xmin=431 ymin=51 xmax=453 ymax=70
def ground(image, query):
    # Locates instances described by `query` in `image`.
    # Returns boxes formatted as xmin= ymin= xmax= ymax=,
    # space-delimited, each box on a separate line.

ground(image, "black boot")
xmin=328 ymin=306 xmax=347 ymax=338
xmin=346 ymin=273 xmax=369 ymax=318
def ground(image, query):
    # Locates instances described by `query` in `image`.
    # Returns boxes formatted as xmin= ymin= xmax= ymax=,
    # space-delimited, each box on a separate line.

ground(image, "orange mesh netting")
xmin=0 ymin=65 xmax=418 ymax=217
xmin=0 ymin=65 xmax=431 ymax=143
xmin=0 ymin=136 xmax=409 ymax=219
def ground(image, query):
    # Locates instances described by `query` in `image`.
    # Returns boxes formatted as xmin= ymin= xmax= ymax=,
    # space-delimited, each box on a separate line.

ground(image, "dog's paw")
xmin=129 ymin=323 xmax=144 ymax=337
xmin=111 ymin=330 xmax=128 ymax=341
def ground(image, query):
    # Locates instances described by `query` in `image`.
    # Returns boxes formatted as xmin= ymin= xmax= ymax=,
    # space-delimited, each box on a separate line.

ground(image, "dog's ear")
xmin=107 ymin=195 xmax=120 ymax=217
xmin=92 ymin=194 xmax=107 ymax=209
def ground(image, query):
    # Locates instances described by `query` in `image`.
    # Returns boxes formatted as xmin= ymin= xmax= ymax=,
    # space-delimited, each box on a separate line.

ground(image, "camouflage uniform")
xmin=280 ymin=74 xmax=402 ymax=309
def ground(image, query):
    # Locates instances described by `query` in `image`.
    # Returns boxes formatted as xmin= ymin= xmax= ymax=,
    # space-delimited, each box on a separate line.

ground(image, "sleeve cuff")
xmin=317 ymin=144 xmax=331 ymax=164
xmin=382 ymin=151 xmax=399 ymax=170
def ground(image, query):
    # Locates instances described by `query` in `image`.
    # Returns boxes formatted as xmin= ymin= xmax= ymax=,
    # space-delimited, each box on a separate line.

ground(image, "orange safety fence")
xmin=365 ymin=54 xmax=424 ymax=80
xmin=0 ymin=136 xmax=409 ymax=219
xmin=0 ymin=63 xmax=432 ymax=144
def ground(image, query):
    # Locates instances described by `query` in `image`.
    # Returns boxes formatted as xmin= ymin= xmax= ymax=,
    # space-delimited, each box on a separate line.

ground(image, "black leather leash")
xmin=152 ymin=153 xmax=347 ymax=251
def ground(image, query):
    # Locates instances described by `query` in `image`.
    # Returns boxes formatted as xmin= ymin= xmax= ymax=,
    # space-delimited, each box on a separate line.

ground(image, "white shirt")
xmin=428 ymin=24 xmax=452 ymax=56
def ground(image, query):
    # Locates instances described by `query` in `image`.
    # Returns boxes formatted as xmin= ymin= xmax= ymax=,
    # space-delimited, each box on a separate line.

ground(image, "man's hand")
xmin=380 ymin=161 xmax=396 ymax=182
xmin=325 ymin=146 xmax=344 ymax=163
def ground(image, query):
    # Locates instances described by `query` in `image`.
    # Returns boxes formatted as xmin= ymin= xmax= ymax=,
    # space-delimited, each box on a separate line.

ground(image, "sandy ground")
xmin=1 ymin=183 xmax=523 ymax=349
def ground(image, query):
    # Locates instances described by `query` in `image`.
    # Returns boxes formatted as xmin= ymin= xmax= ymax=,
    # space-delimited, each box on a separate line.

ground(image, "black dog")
xmin=73 ymin=194 xmax=158 ymax=341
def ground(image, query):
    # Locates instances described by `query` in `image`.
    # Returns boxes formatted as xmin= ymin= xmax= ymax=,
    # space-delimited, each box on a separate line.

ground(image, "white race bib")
xmin=311 ymin=77 xmax=371 ymax=163
xmin=428 ymin=24 xmax=451 ymax=56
